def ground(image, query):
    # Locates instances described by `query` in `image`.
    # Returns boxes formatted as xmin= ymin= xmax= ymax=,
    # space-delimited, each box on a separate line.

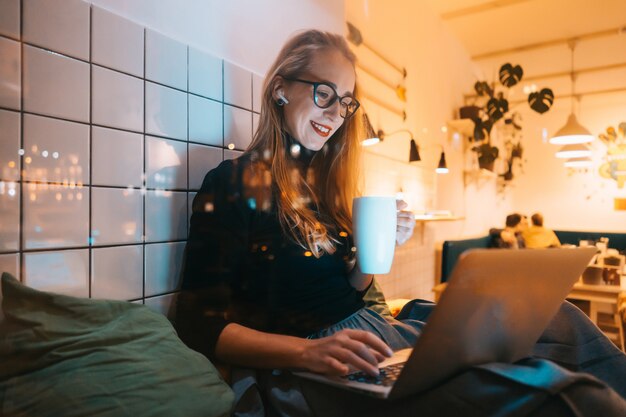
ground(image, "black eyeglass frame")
xmin=282 ymin=77 xmax=360 ymax=119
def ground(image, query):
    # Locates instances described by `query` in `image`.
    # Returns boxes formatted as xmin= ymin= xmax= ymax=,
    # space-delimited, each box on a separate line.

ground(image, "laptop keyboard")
xmin=342 ymin=362 xmax=404 ymax=387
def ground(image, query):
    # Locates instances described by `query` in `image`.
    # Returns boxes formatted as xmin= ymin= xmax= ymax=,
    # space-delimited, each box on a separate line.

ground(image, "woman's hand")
xmin=301 ymin=329 xmax=393 ymax=377
xmin=396 ymin=200 xmax=415 ymax=246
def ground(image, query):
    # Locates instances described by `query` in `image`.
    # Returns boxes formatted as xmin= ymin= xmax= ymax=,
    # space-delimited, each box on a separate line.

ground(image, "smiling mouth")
xmin=310 ymin=121 xmax=332 ymax=138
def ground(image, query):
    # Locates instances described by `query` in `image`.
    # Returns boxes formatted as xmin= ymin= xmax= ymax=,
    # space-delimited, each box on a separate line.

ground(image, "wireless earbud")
xmin=277 ymin=90 xmax=289 ymax=106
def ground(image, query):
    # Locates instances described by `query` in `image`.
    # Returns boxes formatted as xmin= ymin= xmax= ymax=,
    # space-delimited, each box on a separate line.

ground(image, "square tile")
xmin=188 ymin=144 xmax=222 ymax=190
xmin=146 ymin=136 xmax=187 ymax=190
xmin=224 ymin=61 xmax=252 ymax=109
xmin=91 ymin=187 xmax=143 ymax=245
xmin=224 ymin=149 xmax=243 ymax=161
xmin=0 ymin=253 xmax=19 ymax=279
xmin=252 ymin=73 xmax=264 ymax=113
xmin=188 ymin=47 xmax=222 ymax=100
xmin=224 ymin=105 xmax=253 ymax=151
xmin=23 ymin=185 xmax=89 ymax=250
xmin=144 ymin=292 xmax=177 ymax=320
xmin=91 ymin=245 xmax=143 ymax=300
xmin=145 ymin=190 xmax=187 ymax=242
xmin=0 ymin=184 xmax=19 ymax=252
xmin=23 ymin=0 xmax=90 ymax=60
xmin=92 ymin=6 xmax=144 ymax=77
xmin=0 ymin=0 xmax=20 ymax=39
xmin=145 ymin=82 xmax=187 ymax=140
xmin=92 ymin=65 xmax=144 ymax=132
xmin=145 ymin=242 xmax=185 ymax=296
xmin=189 ymin=95 xmax=222 ymax=146
xmin=92 ymin=126 xmax=143 ymax=187
xmin=145 ymin=29 xmax=187 ymax=91
xmin=23 ymin=114 xmax=89 ymax=185
xmin=0 ymin=37 xmax=20 ymax=109
xmin=23 ymin=249 xmax=89 ymax=297
xmin=0 ymin=109 xmax=20 ymax=181
xmin=253 ymin=113 xmax=260 ymax=139
xmin=23 ymin=45 xmax=90 ymax=123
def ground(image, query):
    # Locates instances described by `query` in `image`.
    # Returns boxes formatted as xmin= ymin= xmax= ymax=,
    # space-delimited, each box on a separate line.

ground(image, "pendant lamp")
xmin=435 ymin=151 xmax=448 ymax=174
xmin=564 ymin=157 xmax=592 ymax=168
xmin=549 ymin=41 xmax=594 ymax=145
xmin=555 ymin=143 xmax=591 ymax=159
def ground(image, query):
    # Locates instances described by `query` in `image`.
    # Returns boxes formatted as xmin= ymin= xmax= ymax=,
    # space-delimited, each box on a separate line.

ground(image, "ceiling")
xmin=424 ymin=0 xmax=626 ymax=58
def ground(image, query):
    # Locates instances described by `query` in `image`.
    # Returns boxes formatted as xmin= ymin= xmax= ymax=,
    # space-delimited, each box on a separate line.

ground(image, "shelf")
xmin=415 ymin=215 xmax=465 ymax=222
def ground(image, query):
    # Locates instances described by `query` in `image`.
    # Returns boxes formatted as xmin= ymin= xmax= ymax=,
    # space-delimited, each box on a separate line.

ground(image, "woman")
xmin=177 ymin=30 xmax=626 ymax=416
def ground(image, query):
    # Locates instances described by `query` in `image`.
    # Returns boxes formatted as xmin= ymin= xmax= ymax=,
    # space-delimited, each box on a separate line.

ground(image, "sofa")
xmin=440 ymin=230 xmax=626 ymax=283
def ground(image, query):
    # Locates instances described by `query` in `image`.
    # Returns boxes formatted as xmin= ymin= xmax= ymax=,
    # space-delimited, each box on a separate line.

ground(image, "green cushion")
xmin=0 ymin=273 xmax=234 ymax=417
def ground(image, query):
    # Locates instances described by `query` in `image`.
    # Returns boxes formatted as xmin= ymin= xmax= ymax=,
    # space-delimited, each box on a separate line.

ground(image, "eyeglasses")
xmin=283 ymin=78 xmax=360 ymax=119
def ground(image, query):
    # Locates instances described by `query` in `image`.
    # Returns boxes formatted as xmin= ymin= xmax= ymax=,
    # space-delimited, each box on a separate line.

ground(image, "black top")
xmin=175 ymin=152 xmax=366 ymax=361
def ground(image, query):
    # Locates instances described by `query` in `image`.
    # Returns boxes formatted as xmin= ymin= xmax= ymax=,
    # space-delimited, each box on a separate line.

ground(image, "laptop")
xmin=294 ymin=247 xmax=596 ymax=400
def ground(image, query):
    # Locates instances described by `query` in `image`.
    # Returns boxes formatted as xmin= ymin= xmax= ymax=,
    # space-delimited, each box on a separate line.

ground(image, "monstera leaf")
xmin=486 ymin=97 xmax=509 ymax=123
xmin=528 ymin=88 xmax=554 ymax=114
xmin=472 ymin=117 xmax=493 ymax=141
xmin=499 ymin=63 xmax=523 ymax=87
xmin=474 ymin=81 xmax=493 ymax=97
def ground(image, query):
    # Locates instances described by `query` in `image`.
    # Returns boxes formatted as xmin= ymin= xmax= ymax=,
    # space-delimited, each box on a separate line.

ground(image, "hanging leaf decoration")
xmin=499 ymin=63 xmax=523 ymax=87
xmin=486 ymin=97 xmax=509 ymax=122
xmin=472 ymin=117 xmax=492 ymax=141
xmin=528 ymin=88 xmax=554 ymax=114
xmin=474 ymin=81 xmax=492 ymax=97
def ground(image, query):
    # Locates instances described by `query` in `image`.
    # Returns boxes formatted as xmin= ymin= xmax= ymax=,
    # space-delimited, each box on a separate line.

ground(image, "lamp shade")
xmin=549 ymin=113 xmax=594 ymax=145
xmin=409 ymin=139 xmax=421 ymax=162
xmin=555 ymin=143 xmax=591 ymax=159
xmin=361 ymin=113 xmax=380 ymax=146
xmin=435 ymin=151 xmax=448 ymax=174
xmin=564 ymin=156 xmax=592 ymax=168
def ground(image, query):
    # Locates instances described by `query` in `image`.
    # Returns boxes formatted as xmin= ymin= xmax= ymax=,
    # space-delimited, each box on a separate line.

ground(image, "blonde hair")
xmin=244 ymin=30 xmax=364 ymax=257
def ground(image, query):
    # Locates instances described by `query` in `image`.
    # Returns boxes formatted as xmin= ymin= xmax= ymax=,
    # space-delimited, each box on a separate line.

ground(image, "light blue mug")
xmin=352 ymin=196 xmax=397 ymax=274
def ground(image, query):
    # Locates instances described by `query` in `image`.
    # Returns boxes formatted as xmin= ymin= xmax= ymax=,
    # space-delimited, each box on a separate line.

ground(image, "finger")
xmin=344 ymin=329 xmax=393 ymax=357
xmin=396 ymin=200 xmax=408 ymax=211
xmin=333 ymin=348 xmax=380 ymax=377
xmin=340 ymin=338 xmax=380 ymax=368
xmin=324 ymin=356 xmax=350 ymax=376
xmin=371 ymin=349 xmax=386 ymax=362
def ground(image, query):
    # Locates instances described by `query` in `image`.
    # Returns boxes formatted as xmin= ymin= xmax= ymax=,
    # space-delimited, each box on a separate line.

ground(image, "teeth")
xmin=312 ymin=121 xmax=330 ymax=133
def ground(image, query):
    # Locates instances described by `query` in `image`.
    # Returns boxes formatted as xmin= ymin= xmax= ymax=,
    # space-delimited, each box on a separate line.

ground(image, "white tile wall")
xmin=0 ymin=186 xmax=19 ymax=252
xmin=145 ymin=29 xmax=187 ymax=91
xmin=146 ymin=136 xmax=188 ymax=189
xmin=188 ymin=144 xmax=222 ymax=190
xmin=224 ymin=105 xmax=253 ymax=151
xmin=0 ymin=110 xmax=20 ymax=181
xmin=23 ymin=114 xmax=90 ymax=184
xmin=189 ymin=47 xmax=222 ymax=100
xmin=23 ymin=186 xmax=89 ymax=249
xmin=145 ymin=82 xmax=188 ymax=140
xmin=91 ymin=187 xmax=143 ymax=245
xmin=0 ymin=37 xmax=20 ymax=109
xmin=0 ymin=3 xmax=261 ymax=311
xmin=0 ymin=0 xmax=20 ymax=39
xmin=224 ymin=61 xmax=252 ymax=109
xmin=23 ymin=249 xmax=89 ymax=297
xmin=23 ymin=0 xmax=90 ymax=60
xmin=145 ymin=190 xmax=187 ymax=242
xmin=91 ymin=245 xmax=143 ymax=300
xmin=92 ymin=126 xmax=143 ymax=187
xmin=252 ymin=73 xmax=264 ymax=113
xmin=91 ymin=6 xmax=144 ymax=77
xmin=145 ymin=292 xmax=178 ymax=320
xmin=92 ymin=65 xmax=144 ymax=132
xmin=23 ymin=45 xmax=90 ymax=122
xmin=0 ymin=254 xmax=19 ymax=279
xmin=188 ymin=95 xmax=222 ymax=146
xmin=145 ymin=241 xmax=185 ymax=296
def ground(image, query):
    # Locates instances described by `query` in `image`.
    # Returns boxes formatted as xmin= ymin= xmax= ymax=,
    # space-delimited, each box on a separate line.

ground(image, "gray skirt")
xmin=230 ymin=302 xmax=626 ymax=417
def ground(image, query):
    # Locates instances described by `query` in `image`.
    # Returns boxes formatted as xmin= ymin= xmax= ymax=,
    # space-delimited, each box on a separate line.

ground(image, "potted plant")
xmin=472 ymin=142 xmax=499 ymax=171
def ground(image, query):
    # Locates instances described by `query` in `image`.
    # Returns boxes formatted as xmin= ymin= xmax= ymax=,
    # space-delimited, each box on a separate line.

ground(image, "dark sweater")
xmin=176 ymin=153 xmax=365 ymax=361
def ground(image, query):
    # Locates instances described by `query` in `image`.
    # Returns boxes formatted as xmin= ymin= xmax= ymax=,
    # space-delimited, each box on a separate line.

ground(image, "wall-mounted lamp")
xmin=361 ymin=114 xmax=420 ymax=163
xmin=436 ymin=151 xmax=449 ymax=174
